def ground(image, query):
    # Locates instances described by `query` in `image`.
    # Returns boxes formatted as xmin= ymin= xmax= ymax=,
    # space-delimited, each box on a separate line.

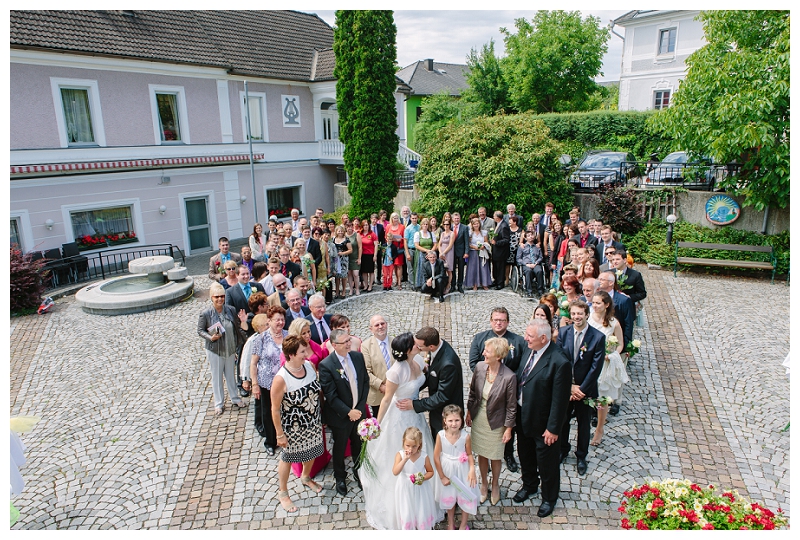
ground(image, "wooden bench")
xmin=674 ymin=241 xmax=776 ymax=283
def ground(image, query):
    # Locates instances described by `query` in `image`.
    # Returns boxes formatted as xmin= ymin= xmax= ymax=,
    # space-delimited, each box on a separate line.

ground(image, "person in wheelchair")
xmin=515 ymin=230 xmax=545 ymax=298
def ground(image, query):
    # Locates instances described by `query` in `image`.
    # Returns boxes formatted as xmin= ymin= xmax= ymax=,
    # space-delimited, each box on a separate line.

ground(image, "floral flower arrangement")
xmin=584 ymin=396 xmax=612 ymax=409
xmin=625 ymin=339 xmax=642 ymax=358
xmin=409 ymin=472 xmax=425 ymax=486
xmin=76 ymin=231 xmax=137 ymax=250
xmin=559 ymin=299 xmax=570 ymax=318
xmin=619 ymin=479 xmax=788 ymax=530
xmin=356 ymin=418 xmax=381 ymax=479
xmin=316 ymin=275 xmax=335 ymax=291
xmin=606 ymin=335 xmax=619 ymax=354
xmin=458 ymin=452 xmax=469 ymax=464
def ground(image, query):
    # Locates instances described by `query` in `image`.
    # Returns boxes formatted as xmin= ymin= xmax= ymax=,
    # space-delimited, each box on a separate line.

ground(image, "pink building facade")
xmin=10 ymin=10 xmax=343 ymax=256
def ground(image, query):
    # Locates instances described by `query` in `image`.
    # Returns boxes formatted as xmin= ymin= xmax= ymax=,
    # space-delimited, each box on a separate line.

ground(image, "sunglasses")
xmin=212 ymin=295 xmax=226 ymax=299
xmin=276 ymin=282 xmax=288 ymax=288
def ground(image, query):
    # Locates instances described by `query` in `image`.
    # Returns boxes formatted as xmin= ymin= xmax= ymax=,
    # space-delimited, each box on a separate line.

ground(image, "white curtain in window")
xmin=247 ymin=96 xmax=263 ymax=140
xmin=61 ymin=88 xmax=94 ymax=143
xmin=71 ymin=207 xmax=133 ymax=238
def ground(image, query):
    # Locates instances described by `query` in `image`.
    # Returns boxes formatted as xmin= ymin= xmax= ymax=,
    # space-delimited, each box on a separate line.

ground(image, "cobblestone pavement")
xmin=10 ymin=267 xmax=790 ymax=529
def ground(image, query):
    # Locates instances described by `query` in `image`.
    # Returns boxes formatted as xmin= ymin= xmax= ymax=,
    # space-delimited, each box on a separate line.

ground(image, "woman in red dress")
xmin=385 ymin=212 xmax=405 ymax=290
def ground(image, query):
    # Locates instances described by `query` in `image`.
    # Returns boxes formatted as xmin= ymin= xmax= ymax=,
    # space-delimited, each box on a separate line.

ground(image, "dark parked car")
xmin=568 ymin=151 xmax=640 ymax=192
xmin=642 ymin=151 xmax=717 ymax=190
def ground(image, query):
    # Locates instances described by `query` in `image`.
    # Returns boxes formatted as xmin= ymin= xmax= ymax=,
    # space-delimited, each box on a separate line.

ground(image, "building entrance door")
xmin=185 ymin=197 xmax=211 ymax=253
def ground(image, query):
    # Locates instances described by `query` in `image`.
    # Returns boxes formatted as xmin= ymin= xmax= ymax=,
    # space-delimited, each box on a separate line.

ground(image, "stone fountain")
xmin=75 ymin=255 xmax=194 ymax=315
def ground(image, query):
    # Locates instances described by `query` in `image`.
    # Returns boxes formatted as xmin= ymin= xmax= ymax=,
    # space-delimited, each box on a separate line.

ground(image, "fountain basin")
xmin=75 ymin=274 xmax=194 ymax=315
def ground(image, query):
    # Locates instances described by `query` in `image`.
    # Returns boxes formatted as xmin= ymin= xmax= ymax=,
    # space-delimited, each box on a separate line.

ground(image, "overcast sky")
xmin=308 ymin=9 xmax=628 ymax=82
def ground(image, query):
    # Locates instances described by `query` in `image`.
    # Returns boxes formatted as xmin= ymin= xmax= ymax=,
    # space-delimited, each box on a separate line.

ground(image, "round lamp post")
xmin=666 ymin=214 xmax=677 ymax=245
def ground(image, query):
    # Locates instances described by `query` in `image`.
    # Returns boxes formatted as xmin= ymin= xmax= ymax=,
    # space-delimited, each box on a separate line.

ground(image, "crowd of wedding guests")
xmin=196 ymin=202 xmax=647 ymax=528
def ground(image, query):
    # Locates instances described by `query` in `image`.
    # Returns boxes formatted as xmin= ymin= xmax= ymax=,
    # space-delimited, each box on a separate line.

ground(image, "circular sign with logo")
xmin=705 ymin=194 xmax=740 ymax=225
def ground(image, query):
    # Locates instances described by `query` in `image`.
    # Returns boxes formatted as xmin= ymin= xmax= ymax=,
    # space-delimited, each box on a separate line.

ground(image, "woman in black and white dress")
xmin=270 ymin=334 xmax=324 ymax=513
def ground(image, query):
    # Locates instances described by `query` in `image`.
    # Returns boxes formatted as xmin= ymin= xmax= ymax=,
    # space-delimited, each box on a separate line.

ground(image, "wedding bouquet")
xmin=356 ymin=418 xmax=381 ymax=479
xmin=316 ymin=275 xmax=335 ymax=291
xmin=625 ymin=339 xmax=642 ymax=358
xmin=584 ymin=396 xmax=613 ymax=409
xmin=487 ymin=230 xmax=497 ymax=241
xmin=606 ymin=335 xmax=619 ymax=354
xmin=619 ymin=479 xmax=787 ymax=530
xmin=409 ymin=472 xmax=425 ymax=486
xmin=559 ymin=299 xmax=570 ymax=318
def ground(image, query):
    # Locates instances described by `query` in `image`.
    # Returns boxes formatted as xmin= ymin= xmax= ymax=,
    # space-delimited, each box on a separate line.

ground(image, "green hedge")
xmin=535 ymin=110 xmax=674 ymax=162
xmin=627 ymin=220 xmax=789 ymax=275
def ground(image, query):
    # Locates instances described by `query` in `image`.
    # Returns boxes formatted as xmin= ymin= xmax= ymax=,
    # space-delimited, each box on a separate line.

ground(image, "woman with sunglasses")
xmin=197 ymin=282 xmax=248 ymax=416
xmin=219 ymin=261 xmax=240 ymax=290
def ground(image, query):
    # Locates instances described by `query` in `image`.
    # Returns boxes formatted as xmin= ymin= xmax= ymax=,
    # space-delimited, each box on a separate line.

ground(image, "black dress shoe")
xmin=512 ymin=487 xmax=537 ymax=503
xmin=335 ymin=480 xmax=347 ymax=496
xmin=577 ymin=457 xmax=588 ymax=476
xmin=609 ymin=403 xmax=620 ymax=416
xmin=505 ymin=455 xmax=519 ymax=473
xmin=537 ymin=500 xmax=556 ymax=518
xmin=458 ymin=286 xmax=465 ymax=294
xmin=438 ymin=295 xmax=445 ymax=303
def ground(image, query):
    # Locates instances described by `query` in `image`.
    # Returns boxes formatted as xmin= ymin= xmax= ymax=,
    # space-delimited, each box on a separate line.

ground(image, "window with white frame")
xmin=654 ymin=90 xmax=671 ymax=110
xmin=10 ymin=218 xmax=21 ymax=248
xmin=50 ymin=78 xmax=106 ymax=148
xmin=70 ymin=205 xmax=137 ymax=250
xmin=658 ymin=28 xmax=677 ymax=55
xmin=240 ymin=91 xmax=267 ymax=141
xmin=149 ymin=85 xmax=190 ymax=144
xmin=266 ymin=187 xmax=302 ymax=219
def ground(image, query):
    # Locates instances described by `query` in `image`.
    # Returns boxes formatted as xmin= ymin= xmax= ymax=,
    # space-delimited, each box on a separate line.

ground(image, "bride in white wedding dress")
xmin=361 ymin=332 xmax=444 ymax=529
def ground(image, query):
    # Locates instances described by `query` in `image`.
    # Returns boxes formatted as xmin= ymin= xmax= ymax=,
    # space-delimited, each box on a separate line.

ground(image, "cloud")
xmin=312 ymin=9 xmax=627 ymax=81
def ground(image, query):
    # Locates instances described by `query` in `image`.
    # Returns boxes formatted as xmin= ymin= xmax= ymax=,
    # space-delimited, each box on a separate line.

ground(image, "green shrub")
xmin=536 ymin=110 xmax=673 ymax=161
xmin=627 ymin=220 xmax=789 ymax=275
xmin=414 ymin=113 xmax=574 ymax=219
xmin=323 ymin=204 xmax=352 ymax=224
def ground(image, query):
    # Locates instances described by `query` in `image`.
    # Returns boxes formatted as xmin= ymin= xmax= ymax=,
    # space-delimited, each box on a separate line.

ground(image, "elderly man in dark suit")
xmin=369 ymin=213 xmax=386 ymax=286
xmin=282 ymin=288 xmax=310 ymax=329
xmin=450 ymin=212 xmax=470 ymax=293
xmin=513 ymin=319 xmax=571 ymax=518
xmin=490 ymin=210 xmax=511 ymax=290
xmin=318 ymin=328 xmax=370 ymax=496
xmin=556 ymin=300 xmax=605 ymax=476
xmin=305 ymin=293 xmax=333 ymax=345
xmin=396 ymin=326 xmax=464 ymax=439
xmin=468 ymin=307 xmax=527 ymax=472
xmin=420 ymin=249 xmax=446 ymax=303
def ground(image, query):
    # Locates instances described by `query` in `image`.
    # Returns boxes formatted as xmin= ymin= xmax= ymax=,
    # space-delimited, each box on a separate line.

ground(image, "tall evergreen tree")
xmin=333 ymin=10 xmax=399 ymax=217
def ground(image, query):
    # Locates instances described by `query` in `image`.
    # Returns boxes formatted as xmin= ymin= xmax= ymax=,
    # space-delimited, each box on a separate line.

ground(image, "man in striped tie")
xmin=361 ymin=315 xmax=394 ymax=418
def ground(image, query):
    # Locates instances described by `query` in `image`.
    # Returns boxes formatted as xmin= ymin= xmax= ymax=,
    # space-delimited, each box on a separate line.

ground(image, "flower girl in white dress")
xmin=433 ymin=404 xmax=478 ymax=530
xmin=392 ymin=427 xmax=437 ymax=530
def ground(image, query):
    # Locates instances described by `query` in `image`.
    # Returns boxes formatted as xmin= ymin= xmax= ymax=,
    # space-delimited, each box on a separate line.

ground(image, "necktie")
xmin=318 ymin=321 xmax=328 ymax=342
xmin=380 ymin=340 xmax=391 ymax=369
xmin=574 ymin=329 xmax=583 ymax=361
xmin=518 ymin=350 xmax=537 ymax=399
xmin=281 ymin=264 xmax=288 ymax=276
xmin=301 ymin=297 xmax=307 ymax=307
xmin=342 ymin=356 xmax=358 ymax=408
xmin=243 ymin=284 xmax=251 ymax=300
xmin=453 ymin=225 xmax=458 ymax=239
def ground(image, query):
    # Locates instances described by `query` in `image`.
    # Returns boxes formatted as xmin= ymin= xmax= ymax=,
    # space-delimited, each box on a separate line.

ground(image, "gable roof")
xmin=396 ymin=59 xmax=470 ymax=97
xmin=10 ymin=10 xmax=334 ymax=82
xmin=612 ymin=10 xmax=685 ymax=26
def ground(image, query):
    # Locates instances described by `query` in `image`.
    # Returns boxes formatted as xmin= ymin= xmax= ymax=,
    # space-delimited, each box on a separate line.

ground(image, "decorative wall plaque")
xmin=281 ymin=94 xmax=301 ymax=127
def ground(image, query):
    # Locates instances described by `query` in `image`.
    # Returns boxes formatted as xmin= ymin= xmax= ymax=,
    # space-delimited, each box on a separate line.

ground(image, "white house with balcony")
xmin=612 ymin=10 xmax=706 ymax=112
xmin=10 ymin=10 xmax=415 ymax=257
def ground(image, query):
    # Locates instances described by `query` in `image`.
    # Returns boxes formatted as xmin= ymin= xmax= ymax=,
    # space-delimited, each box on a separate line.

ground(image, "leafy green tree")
xmin=463 ymin=39 xmax=511 ymax=116
xmin=414 ymin=114 xmax=574 ymax=219
xmin=413 ymin=91 xmax=478 ymax=155
xmin=649 ymin=10 xmax=789 ymax=210
xmin=333 ymin=10 xmax=399 ymax=216
xmin=501 ymin=11 xmax=609 ymax=113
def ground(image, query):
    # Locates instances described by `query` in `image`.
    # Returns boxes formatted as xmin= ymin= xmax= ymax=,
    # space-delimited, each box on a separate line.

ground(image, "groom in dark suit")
xmin=451 ymin=212 xmax=470 ymax=293
xmin=514 ymin=319 xmax=571 ymax=518
xmin=318 ymin=328 xmax=370 ymax=496
xmin=556 ymin=300 xmax=605 ymax=476
xmin=397 ymin=326 xmax=464 ymax=439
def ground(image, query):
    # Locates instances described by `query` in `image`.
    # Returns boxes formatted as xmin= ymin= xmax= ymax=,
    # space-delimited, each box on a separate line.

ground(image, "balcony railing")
xmin=319 ymin=139 xmax=422 ymax=169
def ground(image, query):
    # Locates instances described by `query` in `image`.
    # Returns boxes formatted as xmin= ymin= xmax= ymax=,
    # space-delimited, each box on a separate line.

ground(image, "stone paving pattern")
xmin=10 ymin=266 xmax=790 ymax=529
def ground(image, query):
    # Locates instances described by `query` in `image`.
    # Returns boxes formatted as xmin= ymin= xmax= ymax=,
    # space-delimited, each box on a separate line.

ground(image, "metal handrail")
xmin=42 ymin=243 xmax=184 ymax=290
